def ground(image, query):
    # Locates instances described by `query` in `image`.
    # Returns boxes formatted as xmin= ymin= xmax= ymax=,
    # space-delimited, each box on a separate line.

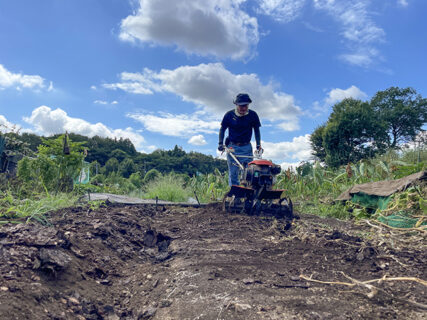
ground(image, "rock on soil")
xmin=0 ymin=203 xmax=426 ymax=319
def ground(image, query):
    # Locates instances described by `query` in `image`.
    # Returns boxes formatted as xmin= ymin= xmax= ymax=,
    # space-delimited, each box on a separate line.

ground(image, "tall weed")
xmin=143 ymin=174 xmax=191 ymax=202
xmin=0 ymin=192 xmax=78 ymax=224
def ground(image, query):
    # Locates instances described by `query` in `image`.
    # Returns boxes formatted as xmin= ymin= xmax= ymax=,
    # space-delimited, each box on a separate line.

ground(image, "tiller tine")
xmin=226 ymin=185 xmax=255 ymax=198
xmin=277 ymin=197 xmax=293 ymax=220
xmin=222 ymin=186 xmax=254 ymax=213
xmin=257 ymin=189 xmax=284 ymax=200
xmin=254 ymin=195 xmax=294 ymax=220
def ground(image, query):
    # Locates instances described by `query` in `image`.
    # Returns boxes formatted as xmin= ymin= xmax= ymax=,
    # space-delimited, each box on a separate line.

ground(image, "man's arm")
xmin=254 ymin=126 xmax=261 ymax=149
xmin=218 ymin=126 xmax=226 ymax=151
xmin=219 ymin=126 xmax=226 ymax=145
xmin=252 ymin=111 xmax=262 ymax=150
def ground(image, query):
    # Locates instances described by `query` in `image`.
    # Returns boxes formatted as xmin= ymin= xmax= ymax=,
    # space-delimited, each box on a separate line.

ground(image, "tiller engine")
xmin=222 ymin=147 xmax=293 ymax=220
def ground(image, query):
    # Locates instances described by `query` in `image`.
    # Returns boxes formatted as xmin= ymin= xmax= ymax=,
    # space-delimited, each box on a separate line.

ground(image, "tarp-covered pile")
xmin=337 ymin=170 xmax=427 ymax=228
xmin=337 ymin=170 xmax=427 ymax=201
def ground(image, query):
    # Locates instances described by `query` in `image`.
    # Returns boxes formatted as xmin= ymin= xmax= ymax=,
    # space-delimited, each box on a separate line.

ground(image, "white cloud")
xmin=188 ymin=134 xmax=207 ymax=146
xmin=119 ymin=0 xmax=259 ymax=60
xmin=398 ymin=0 xmax=408 ymax=7
xmin=128 ymin=112 xmax=219 ymax=138
xmin=276 ymin=120 xmax=300 ymax=131
xmin=105 ymin=63 xmax=302 ymax=126
xmin=256 ymin=1 xmax=385 ymax=67
xmin=311 ymin=85 xmax=367 ymax=114
xmin=93 ymin=100 xmax=119 ymax=106
xmin=23 ymin=106 xmax=145 ymax=149
xmin=340 ymin=52 xmax=374 ymax=67
xmin=257 ymin=0 xmax=306 ymax=22
xmin=94 ymin=100 xmax=108 ymax=105
xmin=103 ymin=80 xmax=153 ymax=95
xmin=314 ymin=0 xmax=385 ymax=44
xmin=313 ymin=0 xmax=385 ymax=67
xmin=0 ymin=64 xmax=48 ymax=91
xmin=303 ymin=21 xmax=324 ymax=33
xmin=0 ymin=115 xmax=21 ymax=133
xmin=403 ymin=130 xmax=426 ymax=149
xmin=260 ymin=134 xmax=312 ymax=162
xmin=325 ymin=85 xmax=367 ymax=105
xmin=218 ymin=134 xmax=313 ymax=165
xmin=279 ymin=161 xmax=303 ymax=170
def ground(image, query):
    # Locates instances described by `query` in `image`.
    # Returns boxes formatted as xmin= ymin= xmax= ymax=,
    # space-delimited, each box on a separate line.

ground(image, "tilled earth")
xmin=0 ymin=203 xmax=426 ymax=319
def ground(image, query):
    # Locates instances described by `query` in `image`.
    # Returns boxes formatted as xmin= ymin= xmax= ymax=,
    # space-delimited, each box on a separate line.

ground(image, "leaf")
xmin=419 ymin=197 xmax=427 ymax=214
xmin=378 ymin=161 xmax=389 ymax=174
xmin=359 ymin=162 xmax=366 ymax=177
xmin=333 ymin=172 xmax=347 ymax=183
xmin=415 ymin=217 xmax=425 ymax=228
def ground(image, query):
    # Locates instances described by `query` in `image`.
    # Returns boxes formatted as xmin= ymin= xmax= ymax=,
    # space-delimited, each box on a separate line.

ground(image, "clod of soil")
xmin=0 ymin=203 xmax=426 ymax=319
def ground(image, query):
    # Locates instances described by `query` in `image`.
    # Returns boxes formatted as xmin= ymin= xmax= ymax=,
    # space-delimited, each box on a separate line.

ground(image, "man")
xmin=218 ymin=93 xmax=262 ymax=186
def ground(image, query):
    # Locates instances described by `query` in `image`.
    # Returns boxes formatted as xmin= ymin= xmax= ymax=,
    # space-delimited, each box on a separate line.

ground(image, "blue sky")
xmin=0 ymin=0 xmax=426 ymax=168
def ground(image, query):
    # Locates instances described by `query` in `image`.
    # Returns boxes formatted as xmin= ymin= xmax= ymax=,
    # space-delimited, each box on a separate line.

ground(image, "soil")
xmin=0 ymin=203 xmax=426 ymax=320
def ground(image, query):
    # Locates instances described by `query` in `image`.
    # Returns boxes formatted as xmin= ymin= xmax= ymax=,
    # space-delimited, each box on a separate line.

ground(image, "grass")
xmin=142 ymin=174 xmax=192 ymax=202
xmin=0 ymin=146 xmax=424 ymax=224
xmin=0 ymin=192 xmax=78 ymax=225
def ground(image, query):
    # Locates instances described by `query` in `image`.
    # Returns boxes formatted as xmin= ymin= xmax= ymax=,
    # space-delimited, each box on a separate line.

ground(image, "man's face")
xmin=237 ymin=104 xmax=249 ymax=115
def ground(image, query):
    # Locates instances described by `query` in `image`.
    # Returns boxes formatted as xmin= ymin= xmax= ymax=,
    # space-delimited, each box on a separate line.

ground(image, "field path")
xmin=0 ymin=203 xmax=425 ymax=319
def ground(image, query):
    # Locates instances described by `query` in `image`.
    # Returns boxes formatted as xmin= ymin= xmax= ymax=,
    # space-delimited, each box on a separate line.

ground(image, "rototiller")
xmin=222 ymin=147 xmax=293 ymax=220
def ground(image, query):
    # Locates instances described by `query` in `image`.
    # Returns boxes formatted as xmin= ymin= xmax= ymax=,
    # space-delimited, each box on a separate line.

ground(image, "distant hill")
xmin=10 ymin=132 xmax=227 ymax=176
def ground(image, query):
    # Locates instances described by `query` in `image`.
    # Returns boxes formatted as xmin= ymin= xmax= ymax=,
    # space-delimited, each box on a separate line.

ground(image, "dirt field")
xmin=0 ymin=203 xmax=426 ymax=319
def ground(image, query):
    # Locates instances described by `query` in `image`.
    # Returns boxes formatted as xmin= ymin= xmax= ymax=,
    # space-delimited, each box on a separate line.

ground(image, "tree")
xmin=18 ymin=133 xmax=43 ymax=152
xmin=129 ymin=172 xmax=143 ymax=188
xmin=370 ymin=87 xmax=427 ymax=148
xmin=104 ymin=158 xmax=119 ymax=175
xmin=119 ymin=158 xmax=137 ymax=178
xmin=17 ymin=134 xmax=86 ymax=191
xmin=169 ymin=145 xmax=186 ymax=157
xmin=311 ymin=98 xmax=388 ymax=167
xmin=8 ymin=131 xmax=228 ymax=177
xmin=310 ymin=125 xmax=327 ymax=161
xmin=89 ymin=160 xmax=100 ymax=176
xmin=111 ymin=149 xmax=129 ymax=162
xmin=144 ymin=168 xmax=160 ymax=184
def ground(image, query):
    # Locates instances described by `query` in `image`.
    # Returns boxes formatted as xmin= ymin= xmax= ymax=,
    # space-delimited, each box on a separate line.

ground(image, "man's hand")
xmin=218 ymin=144 xmax=225 ymax=152
xmin=256 ymin=145 xmax=263 ymax=154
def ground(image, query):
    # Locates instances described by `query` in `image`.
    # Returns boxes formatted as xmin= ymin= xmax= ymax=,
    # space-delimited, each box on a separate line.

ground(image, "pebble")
xmin=229 ymin=302 xmax=252 ymax=312
xmin=68 ymin=297 xmax=80 ymax=305
xmin=140 ymin=306 xmax=157 ymax=319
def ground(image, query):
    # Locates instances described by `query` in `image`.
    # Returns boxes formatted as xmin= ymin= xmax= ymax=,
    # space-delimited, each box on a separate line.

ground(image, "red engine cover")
xmin=248 ymin=159 xmax=274 ymax=166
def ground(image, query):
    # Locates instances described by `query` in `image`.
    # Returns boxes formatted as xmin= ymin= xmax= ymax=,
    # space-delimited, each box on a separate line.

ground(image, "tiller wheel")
xmin=222 ymin=147 xmax=294 ymax=221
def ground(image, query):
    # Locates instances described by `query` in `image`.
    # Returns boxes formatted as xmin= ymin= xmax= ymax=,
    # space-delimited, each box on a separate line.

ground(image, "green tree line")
xmin=1 ymin=131 xmax=227 ymax=177
xmin=310 ymin=87 xmax=427 ymax=168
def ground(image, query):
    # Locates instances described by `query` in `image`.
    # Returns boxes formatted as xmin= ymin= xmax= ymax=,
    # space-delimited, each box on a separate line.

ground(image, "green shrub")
xmin=129 ymin=171 xmax=143 ymax=188
xmin=144 ymin=168 xmax=161 ymax=184
xmin=188 ymin=169 xmax=228 ymax=203
xmin=143 ymin=174 xmax=191 ymax=202
xmin=17 ymin=135 xmax=86 ymax=192
xmin=73 ymin=183 xmax=104 ymax=195
xmin=90 ymin=174 xmax=105 ymax=185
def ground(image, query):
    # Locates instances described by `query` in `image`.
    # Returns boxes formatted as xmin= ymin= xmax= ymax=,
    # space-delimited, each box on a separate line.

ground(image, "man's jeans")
xmin=227 ymin=143 xmax=253 ymax=186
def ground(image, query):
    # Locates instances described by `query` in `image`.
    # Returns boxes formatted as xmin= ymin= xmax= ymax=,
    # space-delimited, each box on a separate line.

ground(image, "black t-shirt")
xmin=220 ymin=109 xmax=261 ymax=144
